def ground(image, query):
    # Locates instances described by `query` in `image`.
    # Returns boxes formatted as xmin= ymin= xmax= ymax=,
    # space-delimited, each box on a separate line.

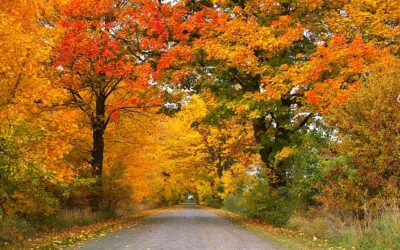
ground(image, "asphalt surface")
xmin=75 ymin=204 xmax=281 ymax=250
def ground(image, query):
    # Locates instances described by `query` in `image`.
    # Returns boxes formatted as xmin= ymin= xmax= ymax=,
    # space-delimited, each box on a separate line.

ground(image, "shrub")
xmin=197 ymin=181 xmax=222 ymax=207
xmin=244 ymin=183 xmax=294 ymax=226
xmin=0 ymin=121 xmax=61 ymax=218
xmin=222 ymin=195 xmax=247 ymax=215
xmin=222 ymin=175 xmax=295 ymax=226
xmin=321 ymin=67 xmax=400 ymax=212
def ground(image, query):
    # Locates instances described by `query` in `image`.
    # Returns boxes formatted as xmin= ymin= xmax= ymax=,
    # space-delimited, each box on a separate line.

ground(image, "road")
xmin=75 ymin=204 xmax=281 ymax=250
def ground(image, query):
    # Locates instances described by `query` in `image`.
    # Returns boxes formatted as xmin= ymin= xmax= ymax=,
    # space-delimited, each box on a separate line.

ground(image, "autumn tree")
xmin=190 ymin=93 xmax=256 ymax=179
xmin=155 ymin=94 xmax=258 ymax=205
xmin=327 ymin=0 xmax=400 ymax=55
xmin=319 ymin=63 xmax=400 ymax=212
xmin=171 ymin=0 xmax=382 ymax=189
xmin=0 ymin=0 xmax=83 ymax=218
xmin=103 ymin=109 xmax=165 ymax=207
xmin=54 ymin=0 xmax=189 ymax=182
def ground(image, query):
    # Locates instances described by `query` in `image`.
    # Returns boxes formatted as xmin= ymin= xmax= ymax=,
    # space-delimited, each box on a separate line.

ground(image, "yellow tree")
xmin=0 ymin=0 xmax=82 ymax=217
xmin=327 ymin=0 xmax=400 ymax=54
xmin=103 ymin=109 xmax=164 ymax=207
xmin=156 ymin=93 xmax=257 ymax=204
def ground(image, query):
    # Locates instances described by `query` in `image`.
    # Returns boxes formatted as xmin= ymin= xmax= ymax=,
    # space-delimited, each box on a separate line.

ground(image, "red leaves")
xmin=305 ymin=83 xmax=324 ymax=105
xmin=158 ymin=47 xmax=194 ymax=71
xmin=303 ymin=35 xmax=381 ymax=111
xmin=110 ymin=111 xmax=120 ymax=121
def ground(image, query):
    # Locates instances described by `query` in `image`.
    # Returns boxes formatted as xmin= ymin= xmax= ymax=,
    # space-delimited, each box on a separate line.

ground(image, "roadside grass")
xmin=1 ymin=207 xmax=177 ymax=250
xmin=211 ymin=205 xmax=400 ymax=250
xmin=287 ymin=204 xmax=400 ymax=250
xmin=207 ymin=207 xmax=346 ymax=250
xmin=330 ymin=211 xmax=400 ymax=249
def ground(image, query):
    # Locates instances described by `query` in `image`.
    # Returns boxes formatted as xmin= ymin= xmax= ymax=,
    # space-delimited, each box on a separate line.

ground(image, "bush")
xmin=0 ymin=121 xmax=61 ymax=218
xmin=197 ymin=181 xmax=223 ymax=207
xmin=245 ymin=179 xmax=294 ymax=226
xmin=321 ymin=67 xmax=400 ymax=212
xmin=222 ymin=195 xmax=247 ymax=215
xmin=222 ymin=175 xmax=294 ymax=226
xmin=0 ymin=217 xmax=29 ymax=244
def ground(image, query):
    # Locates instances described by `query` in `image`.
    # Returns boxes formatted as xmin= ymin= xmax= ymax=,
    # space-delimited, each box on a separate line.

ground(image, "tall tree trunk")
xmin=90 ymin=95 xmax=106 ymax=210
xmin=91 ymin=126 xmax=105 ymax=177
xmin=252 ymin=116 xmax=287 ymax=188
xmin=91 ymin=95 xmax=106 ymax=177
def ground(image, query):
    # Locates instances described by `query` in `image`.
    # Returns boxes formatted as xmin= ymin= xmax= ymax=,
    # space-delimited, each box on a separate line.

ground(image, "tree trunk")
xmin=91 ymin=95 xmax=106 ymax=177
xmin=90 ymin=95 xmax=106 ymax=210
xmin=252 ymin=116 xmax=287 ymax=188
xmin=252 ymin=116 xmax=271 ymax=166
xmin=217 ymin=158 xmax=223 ymax=178
xmin=91 ymin=126 xmax=105 ymax=176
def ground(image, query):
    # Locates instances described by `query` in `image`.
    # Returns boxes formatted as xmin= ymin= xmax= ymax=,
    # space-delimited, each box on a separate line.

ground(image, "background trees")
xmin=0 ymin=0 xmax=80 ymax=219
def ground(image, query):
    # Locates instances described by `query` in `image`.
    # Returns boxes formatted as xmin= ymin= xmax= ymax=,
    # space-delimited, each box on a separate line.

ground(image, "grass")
xmin=287 ymin=204 xmax=400 ymax=250
xmin=332 ymin=209 xmax=400 ymax=249
xmin=207 ymin=207 xmax=339 ymax=250
xmin=48 ymin=209 xmax=116 ymax=228
xmin=211 ymin=202 xmax=400 ymax=250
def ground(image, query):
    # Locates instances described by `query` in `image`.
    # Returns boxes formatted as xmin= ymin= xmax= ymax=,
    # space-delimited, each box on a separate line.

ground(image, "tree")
xmin=173 ymin=0 xmax=381 ymax=188
xmin=54 ymin=0 xmax=186 ymax=180
xmin=327 ymin=0 xmax=400 ymax=55
xmin=319 ymin=63 xmax=400 ymax=212
xmin=0 ymin=0 xmax=83 ymax=218
xmin=155 ymin=94 xmax=258 ymax=205
xmin=191 ymin=93 xmax=256 ymax=179
xmin=104 ymin=109 xmax=164 ymax=206
xmin=0 ymin=0 xmax=62 ymax=109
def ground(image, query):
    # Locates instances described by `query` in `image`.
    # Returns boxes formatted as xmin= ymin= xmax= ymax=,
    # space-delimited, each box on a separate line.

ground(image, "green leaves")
xmin=0 ymin=120 xmax=64 ymax=218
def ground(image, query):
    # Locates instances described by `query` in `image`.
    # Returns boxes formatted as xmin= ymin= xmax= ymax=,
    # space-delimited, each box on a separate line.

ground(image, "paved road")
xmin=75 ymin=204 xmax=281 ymax=250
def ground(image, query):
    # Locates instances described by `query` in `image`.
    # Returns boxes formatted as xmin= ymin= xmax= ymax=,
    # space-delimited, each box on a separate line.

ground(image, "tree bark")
xmin=91 ymin=95 xmax=106 ymax=177
xmin=89 ymin=94 xmax=107 ymax=210
xmin=252 ymin=116 xmax=287 ymax=188
xmin=91 ymin=126 xmax=105 ymax=177
xmin=252 ymin=116 xmax=271 ymax=167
